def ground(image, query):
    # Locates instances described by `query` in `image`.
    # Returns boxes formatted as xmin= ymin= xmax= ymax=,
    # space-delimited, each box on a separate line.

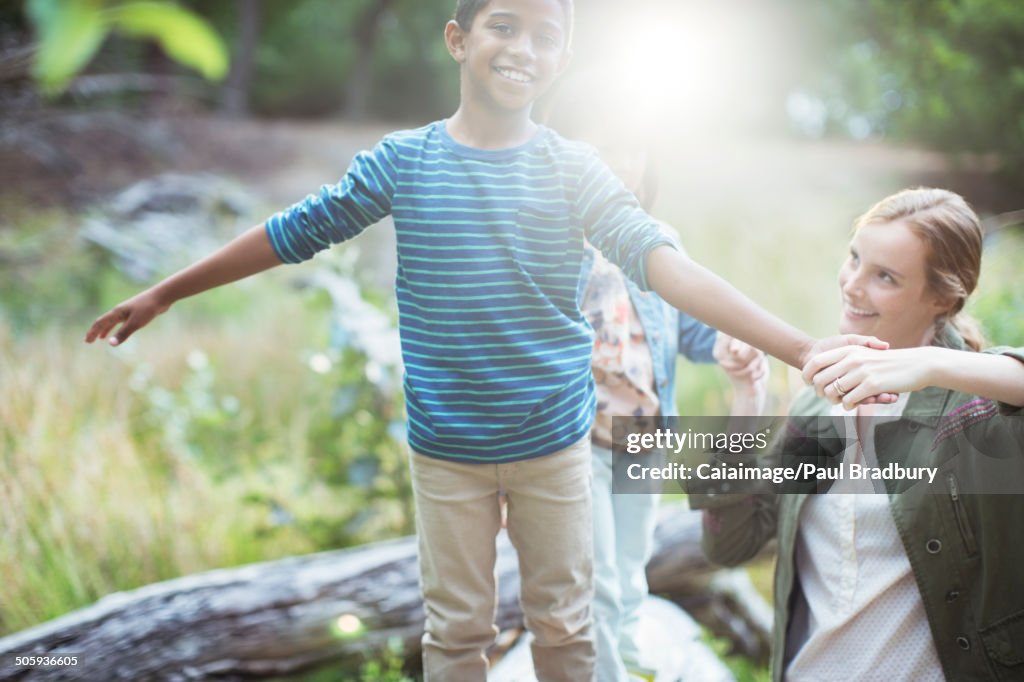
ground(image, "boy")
xmin=86 ymin=1 xmax=885 ymax=679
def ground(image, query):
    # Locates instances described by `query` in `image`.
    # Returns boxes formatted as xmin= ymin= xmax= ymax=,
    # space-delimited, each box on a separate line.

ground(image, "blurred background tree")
xmin=790 ymin=0 xmax=1024 ymax=197
xmin=216 ymin=0 xmax=455 ymax=120
xmin=4 ymin=0 xmax=458 ymax=122
xmin=8 ymin=0 xmax=1024 ymax=191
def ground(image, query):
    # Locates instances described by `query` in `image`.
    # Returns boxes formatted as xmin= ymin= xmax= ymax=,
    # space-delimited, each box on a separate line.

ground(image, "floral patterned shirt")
xmin=581 ymin=250 xmax=660 ymax=447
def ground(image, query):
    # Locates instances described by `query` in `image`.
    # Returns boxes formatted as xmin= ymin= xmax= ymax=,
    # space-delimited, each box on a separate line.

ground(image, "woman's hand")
xmin=808 ymin=345 xmax=1024 ymax=408
xmin=84 ymin=288 xmax=171 ymax=346
xmin=803 ymin=346 xmax=935 ymax=409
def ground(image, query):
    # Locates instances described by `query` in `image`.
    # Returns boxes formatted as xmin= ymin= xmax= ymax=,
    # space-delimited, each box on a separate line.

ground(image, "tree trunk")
xmin=220 ymin=0 xmax=261 ymax=116
xmin=342 ymin=0 xmax=396 ymax=121
xmin=0 ymin=507 xmax=771 ymax=680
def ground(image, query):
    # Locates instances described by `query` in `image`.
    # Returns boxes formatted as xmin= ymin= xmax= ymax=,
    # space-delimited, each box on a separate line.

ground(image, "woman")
xmin=695 ymin=187 xmax=1024 ymax=681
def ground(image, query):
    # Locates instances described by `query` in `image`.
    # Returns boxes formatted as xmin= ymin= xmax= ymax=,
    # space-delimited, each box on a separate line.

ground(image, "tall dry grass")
xmin=0 ymin=288 xmax=368 ymax=635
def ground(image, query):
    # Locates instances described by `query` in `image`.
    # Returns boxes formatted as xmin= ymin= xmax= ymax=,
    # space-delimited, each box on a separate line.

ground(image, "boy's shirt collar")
xmin=437 ymin=119 xmax=549 ymax=159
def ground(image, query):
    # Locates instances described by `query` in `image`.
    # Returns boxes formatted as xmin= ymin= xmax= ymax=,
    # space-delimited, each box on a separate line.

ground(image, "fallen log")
xmin=0 ymin=506 xmax=771 ymax=680
xmin=649 ymin=504 xmax=774 ymax=662
xmin=0 ymin=537 xmax=432 ymax=681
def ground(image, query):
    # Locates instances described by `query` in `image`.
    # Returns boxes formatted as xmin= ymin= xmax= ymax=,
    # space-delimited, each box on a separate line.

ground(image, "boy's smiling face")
xmin=446 ymin=0 xmax=571 ymax=115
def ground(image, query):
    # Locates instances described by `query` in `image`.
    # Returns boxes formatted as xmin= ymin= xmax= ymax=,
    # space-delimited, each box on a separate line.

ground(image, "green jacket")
xmin=691 ymin=337 xmax=1024 ymax=681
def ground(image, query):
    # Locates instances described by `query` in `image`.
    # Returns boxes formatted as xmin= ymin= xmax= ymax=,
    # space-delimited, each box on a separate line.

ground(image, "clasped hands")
xmin=802 ymin=336 xmax=929 ymax=409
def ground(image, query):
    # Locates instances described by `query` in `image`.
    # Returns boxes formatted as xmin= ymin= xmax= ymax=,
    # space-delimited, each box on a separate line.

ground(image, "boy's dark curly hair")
xmin=454 ymin=0 xmax=574 ymax=35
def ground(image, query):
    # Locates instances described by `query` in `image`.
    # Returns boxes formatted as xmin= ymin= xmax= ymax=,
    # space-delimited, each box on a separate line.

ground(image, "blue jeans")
xmin=591 ymin=444 xmax=660 ymax=681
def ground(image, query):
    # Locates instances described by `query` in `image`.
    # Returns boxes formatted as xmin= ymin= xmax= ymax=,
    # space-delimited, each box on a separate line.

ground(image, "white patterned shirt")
xmin=785 ymin=395 xmax=945 ymax=681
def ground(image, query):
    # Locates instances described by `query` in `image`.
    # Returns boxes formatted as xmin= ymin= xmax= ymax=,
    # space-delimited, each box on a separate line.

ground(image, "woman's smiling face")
xmin=838 ymin=220 xmax=951 ymax=349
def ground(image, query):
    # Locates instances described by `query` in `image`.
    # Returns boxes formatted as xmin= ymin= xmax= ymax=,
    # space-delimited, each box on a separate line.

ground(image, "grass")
xmin=0 ymin=313 xmax=284 ymax=631
xmin=0 ymin=270 xmax=412 ymax=635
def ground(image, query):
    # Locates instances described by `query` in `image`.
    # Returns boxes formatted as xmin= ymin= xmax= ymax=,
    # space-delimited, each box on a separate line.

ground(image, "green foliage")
xmin=198 ymin=0 xmax=457 ymax=119
xmin=0 ymin=203 xmax=115 ymax=332
xmin=971 ymin=228 xmax=1024 ymax=347
xmin=105 ymin=2 xmax=228 ymax=80
xmin=795 ymin=0 xmax=1024 ymax=185
xmin=27 ymin=0 xmax=107 ymax=94
xmin=307 ymin=328 xmax=412 ymax=543
xmin=238 ymin=0 xmax=358 ymax=116
xmin=701 ymin=629 xmax=771 ymax=682
xmin=368 ymin=1 xmax=461 ymax=120
xmin=26 ymin=0 xmax=228 ymax=94
xmin=359 ymin=637 xmax=415 ymax=682
xmin=278 ymin=637 xmax=415 ymax=682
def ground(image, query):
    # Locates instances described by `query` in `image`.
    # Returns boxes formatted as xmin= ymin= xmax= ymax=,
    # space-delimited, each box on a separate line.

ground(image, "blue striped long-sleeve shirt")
xmin=266 ymin=120 xmax=675 ymax=462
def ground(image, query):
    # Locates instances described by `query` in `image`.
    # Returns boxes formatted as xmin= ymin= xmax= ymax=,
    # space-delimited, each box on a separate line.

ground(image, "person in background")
xmin=547 ymin=75 xmax=769 ymax=681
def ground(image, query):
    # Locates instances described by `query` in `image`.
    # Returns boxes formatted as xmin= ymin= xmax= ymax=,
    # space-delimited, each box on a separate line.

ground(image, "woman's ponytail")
xmin=945 ymin=313 xmax=986 ymax=352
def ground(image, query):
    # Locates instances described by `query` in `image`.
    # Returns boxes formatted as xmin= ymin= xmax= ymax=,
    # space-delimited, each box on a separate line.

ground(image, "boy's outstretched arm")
xmin=85 ymin=223 xmax=282 ymax=346
xmin=645 ymin=245 xmax=887 ymax=370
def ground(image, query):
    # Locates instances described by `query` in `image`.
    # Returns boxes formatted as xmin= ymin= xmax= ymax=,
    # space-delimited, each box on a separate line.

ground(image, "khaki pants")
xmin=410 ymin=437 xmax=595 ymax=681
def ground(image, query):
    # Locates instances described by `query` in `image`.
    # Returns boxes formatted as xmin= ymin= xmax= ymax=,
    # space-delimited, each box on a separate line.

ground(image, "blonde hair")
xmin=854 ymin=187 xmax=986 ymax=351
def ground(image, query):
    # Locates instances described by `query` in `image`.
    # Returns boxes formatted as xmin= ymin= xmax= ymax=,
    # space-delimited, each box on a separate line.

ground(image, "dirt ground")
xmin=2 ymin=112 xmax=1015 ymax=295
xmin=7 ymin=112 xmax=1013 ymax=212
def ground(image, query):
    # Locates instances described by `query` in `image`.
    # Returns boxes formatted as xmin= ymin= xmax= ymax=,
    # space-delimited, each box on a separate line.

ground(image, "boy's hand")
xmin=713 ymin=333 xmax=766 ymax=385
xmin=800 ymin=333 xmax=890 ymax=369
xmin=82 ymin=223 xmax=281 ymax=347
xmin=715 ymin=333 xmax=770 ymax=414
xmin=84 ymin=289 xmax=169 ymax=346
